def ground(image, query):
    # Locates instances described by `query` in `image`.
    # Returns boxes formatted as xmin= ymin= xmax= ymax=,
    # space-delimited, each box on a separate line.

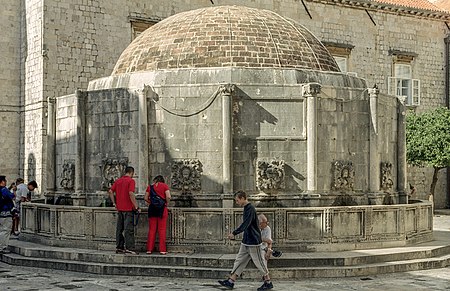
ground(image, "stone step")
xmin=0 ymin=252 xmax=228 ymax=278
xmin=2 ymin=239 xmax=450 ymax=279
xmin=2 ymin=250 xmax=450 ymax=279
xmin=7 ymin=239 xmax=450 ymax=268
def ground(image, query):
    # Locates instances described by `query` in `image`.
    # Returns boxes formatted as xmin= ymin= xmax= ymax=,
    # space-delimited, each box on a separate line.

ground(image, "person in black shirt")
xmin=218 ymin=191 xmax=273 ymax=291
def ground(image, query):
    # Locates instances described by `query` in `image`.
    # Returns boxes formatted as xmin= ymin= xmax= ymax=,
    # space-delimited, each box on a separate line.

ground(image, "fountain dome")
xmin=112 ymin=5 xmax=340 ymax=74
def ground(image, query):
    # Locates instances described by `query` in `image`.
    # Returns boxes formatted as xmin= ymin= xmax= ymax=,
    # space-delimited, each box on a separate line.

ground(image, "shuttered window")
xmin=387 ymin=64 xmax=420 ymax=106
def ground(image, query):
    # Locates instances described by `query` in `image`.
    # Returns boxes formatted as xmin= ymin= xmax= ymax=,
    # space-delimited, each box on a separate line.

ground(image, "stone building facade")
xmin=1 ymin=0 xmax=449 ymax=207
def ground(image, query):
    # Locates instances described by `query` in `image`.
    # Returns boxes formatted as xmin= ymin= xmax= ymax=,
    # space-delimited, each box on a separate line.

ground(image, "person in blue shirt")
xmin=0 ymin=175 xmax=15 ymax=253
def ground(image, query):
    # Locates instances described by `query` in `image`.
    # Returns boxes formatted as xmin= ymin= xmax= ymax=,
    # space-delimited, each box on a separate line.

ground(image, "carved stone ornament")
xmin=302 ymin=83 xmax=321 ymax=96
xmin=60 ymin=160 xmax=75 ymax=190
xmin=218 ymin=83 xmax=235 ymax=95
xmin=256 ymin=160 xmax=285 ymax=190
xmin=101 ymin=158 xmax=128 ymax=190
xmin=380 ymin=162 xmax=394 ymax=190
xmin=332 ymin=160 xmax=355 ymax=191
xmin=171 ymin=159 xmax=203 ymax=193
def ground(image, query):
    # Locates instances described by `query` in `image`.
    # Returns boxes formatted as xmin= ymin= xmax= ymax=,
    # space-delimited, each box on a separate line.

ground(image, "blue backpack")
xmin=150 ymin=185 xmax=165 ymax=209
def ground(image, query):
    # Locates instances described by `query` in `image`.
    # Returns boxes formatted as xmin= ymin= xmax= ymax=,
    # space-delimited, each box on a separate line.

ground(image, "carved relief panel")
xmin=332 ymin=160 xmax=355 ymax=191
xmin=101 ymin=158 xmax=128 ymax=190
xmin=256 ymin=160 xmax=285 ymax=190
xmin=171 ymin=159 xmax=203 ymax=193
xmin=60 ymin=159 xmax=75 ymax=190
xmin=380 ymin=162 xmax=394 ymax=191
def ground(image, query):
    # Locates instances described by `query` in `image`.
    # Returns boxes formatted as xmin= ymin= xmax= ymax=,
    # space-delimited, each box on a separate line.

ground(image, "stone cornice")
xmin=307 ymin=0 xmax=450 ymax=21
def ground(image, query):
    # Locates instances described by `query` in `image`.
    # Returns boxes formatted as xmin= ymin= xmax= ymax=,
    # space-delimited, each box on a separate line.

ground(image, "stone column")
xmin=368 ymin=86 xmax=380 ymax=193
xmin=397 ymin=96 xmax=408 ymax=204
xmin=46 ymin=97 xmax=56 ymax=192
xmin=220 ymin=84 xmax=235 ymax=207
xmin=73 ymin=89 xmax=86 ymax=206
xmin=138 ymin=87 xmax=150 ymax=195
xmin=303 ymin=83 xmax=321 ymax=192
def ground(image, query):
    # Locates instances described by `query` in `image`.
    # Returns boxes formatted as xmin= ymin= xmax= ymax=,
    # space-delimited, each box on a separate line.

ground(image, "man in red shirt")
xmin=108 ymin=166 xmax=139 ymax=254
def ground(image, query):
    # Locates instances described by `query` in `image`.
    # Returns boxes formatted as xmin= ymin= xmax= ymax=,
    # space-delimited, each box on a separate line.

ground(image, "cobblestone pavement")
xmin=1 ymin=262 xmax=449 ymax=291
xmin=1 ymin=213 xmax=450 ymax=291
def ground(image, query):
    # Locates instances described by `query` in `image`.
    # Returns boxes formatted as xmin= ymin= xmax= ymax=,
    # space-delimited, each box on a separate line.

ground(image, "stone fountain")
xmin=21 ymin=6 xmax=432 ymax=253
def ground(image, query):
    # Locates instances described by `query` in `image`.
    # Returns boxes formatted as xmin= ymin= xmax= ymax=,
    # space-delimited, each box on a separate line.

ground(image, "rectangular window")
xmin=333 ymin=56 xmax=347 ymax=73
xmin=323 ymin=42 xmax=355 ymax=75
xmin=129 ymin=17 xmax=160 ymax=41
xmin=388 ymin=63 xmax=420 ymax=106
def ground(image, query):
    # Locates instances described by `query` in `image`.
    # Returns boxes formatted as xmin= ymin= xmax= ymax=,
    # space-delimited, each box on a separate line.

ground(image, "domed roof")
xmin=112 ymin=6 xmax=340 ymax=75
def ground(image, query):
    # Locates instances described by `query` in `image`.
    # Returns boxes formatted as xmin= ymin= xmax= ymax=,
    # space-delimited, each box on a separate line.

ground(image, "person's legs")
xmin=249 ymin=245 xmax=270 ymax=279
xmin=230 ymin=244 xmax=252 ymax=278
xmin=219 ymin=244 xmax=251 ymax=289
xmin=116 ymin=212 xmax=125 ymax=250
xmin=123 ymin=211 xmax=135 ymax=250
xmin=147 ymin=217 xmax=158 ymax=252
xmin=11 ymin=217 xmax=16 ymax=234
xmin=14 ymin=216 xmax=20 ymax=233
xmin=249 ymin=245 xmax=273 ymax=291
xmin=0 ymin=217 xmax=12 ymax=251
xmin=157 ymin=208 xmax=168 ymax=253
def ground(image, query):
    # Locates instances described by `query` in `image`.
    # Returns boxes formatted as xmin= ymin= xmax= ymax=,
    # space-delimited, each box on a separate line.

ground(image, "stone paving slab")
xmin=2 ymin=213 xmax=450 ymax=289
xmin=0 ymin=261 xmax=450 ymax=290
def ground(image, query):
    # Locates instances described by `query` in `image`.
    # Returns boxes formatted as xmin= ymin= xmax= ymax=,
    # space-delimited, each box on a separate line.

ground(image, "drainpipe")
xmin=445 ymin=36 xmax=450 ymax=208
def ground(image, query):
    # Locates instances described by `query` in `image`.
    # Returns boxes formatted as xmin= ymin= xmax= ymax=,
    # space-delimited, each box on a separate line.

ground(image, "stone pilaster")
xmin=220 ymin=83 xmax=235 ymax=207
xmin=303 ymin=83 xmax=321 ymax=192
xmin=46 ymin=97 xmax=56 ymax=192
xmin=397 ymin=96 xmax=408 ymax=204
xmin=368 ymin=86 xmax=380 ymax=193
xmin=138 ymin=87 xmax=150 ymax=195
xmin=73 ymin=89 xmax=86 ymax=206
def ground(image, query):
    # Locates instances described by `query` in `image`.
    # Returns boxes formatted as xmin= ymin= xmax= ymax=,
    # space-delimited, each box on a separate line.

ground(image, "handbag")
xmin=148 ymin=185 xmax=166 ymax=218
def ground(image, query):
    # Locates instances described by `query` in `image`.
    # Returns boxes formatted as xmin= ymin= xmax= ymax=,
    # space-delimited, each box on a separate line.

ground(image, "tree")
xmin=406 ymin=107 xmax=450 ymax=197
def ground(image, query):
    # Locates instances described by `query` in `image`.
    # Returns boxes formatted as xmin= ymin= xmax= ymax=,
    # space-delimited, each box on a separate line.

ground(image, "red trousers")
xmin=147 ymin=207 xmax=168 ymax=252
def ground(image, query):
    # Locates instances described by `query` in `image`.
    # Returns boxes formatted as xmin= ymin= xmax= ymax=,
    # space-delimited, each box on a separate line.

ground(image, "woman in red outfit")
xmin=144 ymin=175 xmax=171 ymax=254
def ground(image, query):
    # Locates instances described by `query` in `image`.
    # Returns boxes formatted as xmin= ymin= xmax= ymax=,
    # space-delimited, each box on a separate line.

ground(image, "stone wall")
xmin=55 ymin=94 xmax=78 ymax=192
xmin=2 ymin=0 xmax=448 ymax=205
xmin=0 ymin=1 xmax=21 ymax=179
xmin=23 ymin=0 xmax=46 ymax=188
xmin=20 ymin=200 xmax=434 ymax=253
xmin=55 ymin=89 xmax=141 ymax=205
xmin=85 ymin=67 xmax=404 ymax=207
xmin=85 ymin=89 xmax=140 ymax=193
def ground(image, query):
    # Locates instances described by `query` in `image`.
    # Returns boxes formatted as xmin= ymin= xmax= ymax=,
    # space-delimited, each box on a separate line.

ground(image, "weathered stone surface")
xmin=20 ymin=201 xmax=433 ymax=253
xmin=113 ymin=6 xmax=340 ymax=74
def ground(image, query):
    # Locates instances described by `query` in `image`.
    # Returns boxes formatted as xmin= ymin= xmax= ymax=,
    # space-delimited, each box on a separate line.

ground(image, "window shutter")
xmin=412 ymin=79 xmax=420 ymax=106
xmin=388 ymin=77 xmax=398 ymax=96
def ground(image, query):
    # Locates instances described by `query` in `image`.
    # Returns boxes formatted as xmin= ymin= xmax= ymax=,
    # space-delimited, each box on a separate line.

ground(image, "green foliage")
xmin=406 ymin=107 xmax=450 ymax=169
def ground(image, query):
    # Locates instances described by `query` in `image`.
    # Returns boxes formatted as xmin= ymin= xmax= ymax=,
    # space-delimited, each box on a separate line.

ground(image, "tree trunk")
xmin=429 ymin=167 xmax=443 ymax=197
